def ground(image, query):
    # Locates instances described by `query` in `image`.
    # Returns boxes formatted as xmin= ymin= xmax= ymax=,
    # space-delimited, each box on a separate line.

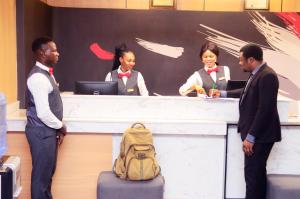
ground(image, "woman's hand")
xmin=209 ymin=89 xmax=220 ymax=98
xmin=192 ymin=85 xmax=207 ymax=95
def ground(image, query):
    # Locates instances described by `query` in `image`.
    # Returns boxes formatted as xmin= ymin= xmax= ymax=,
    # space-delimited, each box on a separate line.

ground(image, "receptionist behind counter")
xmin=179 ymin=41 xmax=231 ymax=96
xmin=105 ymin=43 xmax=149 ymax=96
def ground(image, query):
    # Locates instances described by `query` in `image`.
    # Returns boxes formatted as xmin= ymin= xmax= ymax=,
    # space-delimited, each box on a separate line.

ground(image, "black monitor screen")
xmin=74 ymin=81 xmax=118 ymax=95
xmin=226 ymin=80 xmax=247 ymax=91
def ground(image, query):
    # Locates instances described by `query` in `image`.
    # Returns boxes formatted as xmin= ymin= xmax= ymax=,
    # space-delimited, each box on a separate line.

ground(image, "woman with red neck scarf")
xmin=105 ymin=43 xmax=149 ymax=96
xmin=179 ymin=41 xmax=231 ymax=97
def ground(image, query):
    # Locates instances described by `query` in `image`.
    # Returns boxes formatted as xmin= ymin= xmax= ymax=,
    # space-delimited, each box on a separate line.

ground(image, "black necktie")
xmin=240 ymin=74 xmax=254 ymax=104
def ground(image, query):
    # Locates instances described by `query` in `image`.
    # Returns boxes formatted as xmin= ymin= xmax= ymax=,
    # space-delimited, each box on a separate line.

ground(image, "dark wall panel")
xmin=17 ymin=0 xmax=52 ymax=108
xmin=52 ymin=8 xmax=288 ymax=96
xmin=18 ymin=7 xmax=300 ymax=99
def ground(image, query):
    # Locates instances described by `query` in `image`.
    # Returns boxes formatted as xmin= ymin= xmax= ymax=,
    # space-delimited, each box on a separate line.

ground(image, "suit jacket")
xmin=228 ymin=64 xmax=281 ymax=143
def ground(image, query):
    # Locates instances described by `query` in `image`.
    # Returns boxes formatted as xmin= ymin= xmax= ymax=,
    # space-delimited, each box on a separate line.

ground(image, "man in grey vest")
xmin=26 ymin=37 xmax=67 ymax=199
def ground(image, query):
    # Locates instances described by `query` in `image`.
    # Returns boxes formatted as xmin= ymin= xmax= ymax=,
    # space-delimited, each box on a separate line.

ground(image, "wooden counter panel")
xmin=7 ymin=132 xmax=112 ymax=199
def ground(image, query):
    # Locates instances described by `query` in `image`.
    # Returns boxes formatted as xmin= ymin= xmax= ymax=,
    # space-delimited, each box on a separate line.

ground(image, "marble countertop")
xmin=6 ymin=107 xmax=228 ymax=135
xmin=6 ymin=95 xmax=296 ymax=134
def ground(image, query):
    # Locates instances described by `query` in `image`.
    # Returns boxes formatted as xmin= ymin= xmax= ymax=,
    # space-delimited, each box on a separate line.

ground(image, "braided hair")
xmin=112 ymin=43 xmax=132 ymax=71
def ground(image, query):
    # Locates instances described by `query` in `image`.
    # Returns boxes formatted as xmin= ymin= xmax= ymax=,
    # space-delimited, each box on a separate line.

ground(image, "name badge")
xmin=127 ymin=88 xmax=134 ymax=92
xmin=219 ymin=77 xmax=225 ymax=81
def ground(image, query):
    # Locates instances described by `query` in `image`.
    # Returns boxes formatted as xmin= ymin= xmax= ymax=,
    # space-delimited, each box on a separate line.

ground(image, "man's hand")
xmin=57 ymin=123 xmax=67 ymax=146
xmin=57 ymin=134 xmax=64 ymax=145
xmin=243 ymin=139 xmax=254 ymax=156
xmin=209 ymin=89 xmax=220 ymax=98
xmin=58 ymin=123 xmax=67 ymax=136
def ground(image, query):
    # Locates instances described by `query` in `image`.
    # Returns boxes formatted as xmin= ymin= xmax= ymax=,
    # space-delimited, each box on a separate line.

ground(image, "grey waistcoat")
xmin=198 ymin=66 xmax=227 ymax=94
xmin=26 ymin=66 xmax=63 ymax=128
xmin=111 ymin=70 xmax=139 ymax=95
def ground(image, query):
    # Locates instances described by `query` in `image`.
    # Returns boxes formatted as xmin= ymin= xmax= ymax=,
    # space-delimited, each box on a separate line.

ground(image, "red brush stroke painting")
xmin=90 ymin=43 xmax=114 ymax=60
xmin=276 ymin=12 xmax=300 ymax=39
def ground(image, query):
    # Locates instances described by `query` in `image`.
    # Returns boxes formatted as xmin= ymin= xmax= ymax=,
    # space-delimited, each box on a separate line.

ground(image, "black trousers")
xmin=25 ymin=126 xmax=58 ymax=199
xmin=244 ymin=142 xmax=274 ymax=199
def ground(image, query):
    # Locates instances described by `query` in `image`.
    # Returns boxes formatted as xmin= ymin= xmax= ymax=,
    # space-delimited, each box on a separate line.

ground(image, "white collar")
xmin=117 ymin=66 xmax=131 ymax=74
xmin=35 ymin=61 xmax=51 ymax=72
xmin=204 ymin=64 xmax=217 ymax=72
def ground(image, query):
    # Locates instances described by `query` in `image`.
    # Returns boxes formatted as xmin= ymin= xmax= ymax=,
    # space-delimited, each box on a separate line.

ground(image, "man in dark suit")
xmin=26 ymin=37 xmax=67 ymax=199
xmin=212 ymin=43 xmax=281 ymax=199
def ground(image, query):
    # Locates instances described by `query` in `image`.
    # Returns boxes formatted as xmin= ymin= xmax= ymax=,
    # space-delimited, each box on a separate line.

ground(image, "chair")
xmin=97 ymin=171 xmax=164 ymax=199
xmin=267 ymin=174 xmax=300 ymax=199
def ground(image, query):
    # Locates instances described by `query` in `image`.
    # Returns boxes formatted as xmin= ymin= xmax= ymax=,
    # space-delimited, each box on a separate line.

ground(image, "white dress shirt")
xmin=179 ymin=65 xmax=230 ymax=96
xmin=27 ymin=61 xmax=63 ymax=129
xmin=105 ymin=67 xmax=149 ymax=96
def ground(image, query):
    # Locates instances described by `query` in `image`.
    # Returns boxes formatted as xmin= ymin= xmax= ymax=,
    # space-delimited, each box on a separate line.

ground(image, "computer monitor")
xmin=226 ymin=80 xmax=247 ymax=91
xmin=74 ymin=81 xmax=118 ymax=95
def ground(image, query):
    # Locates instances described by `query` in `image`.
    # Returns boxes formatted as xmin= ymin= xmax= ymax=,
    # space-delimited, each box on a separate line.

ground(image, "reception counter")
xmin=6 ymin=94 xmax=298 ymax=199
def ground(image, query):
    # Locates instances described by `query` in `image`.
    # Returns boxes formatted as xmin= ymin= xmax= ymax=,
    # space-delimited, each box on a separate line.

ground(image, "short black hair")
xmin=32 ymin=37 xmax=53 ymax=52
xmin=240 ymin=43 xmax=263 ymax=61
xmin=199 ymin=41 xmax=219 ymax=58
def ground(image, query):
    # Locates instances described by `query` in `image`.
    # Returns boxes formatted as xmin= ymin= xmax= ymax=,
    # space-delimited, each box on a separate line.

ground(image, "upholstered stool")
xmin=97 ymin=171 xmax=164 ymax=199
xmin=267 ymin=174 xmax=300 ymax=199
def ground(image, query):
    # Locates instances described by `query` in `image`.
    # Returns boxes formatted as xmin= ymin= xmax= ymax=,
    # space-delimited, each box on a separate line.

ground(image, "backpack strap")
xmin=131 ymin=122 xmax=146 ymax=129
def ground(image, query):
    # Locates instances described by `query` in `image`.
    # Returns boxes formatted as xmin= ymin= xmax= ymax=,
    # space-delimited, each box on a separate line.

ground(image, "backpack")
xmin=113 ymin=122 xmax=160 ymax=180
